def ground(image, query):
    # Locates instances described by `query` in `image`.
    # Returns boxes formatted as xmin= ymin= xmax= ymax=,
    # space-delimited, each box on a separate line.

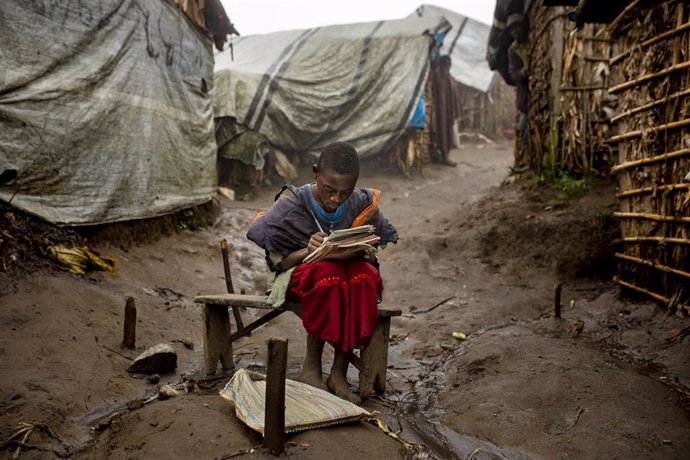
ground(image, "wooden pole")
xmin=610 ymin=87 xmax=690 ymax=123
xmin=607 ymin=0 xmax=643 ymax=34
xmin=613 ymin=236 xmax=690 ymax=246
xmin=610 ymin=22 xmax=690 ymax=65
xmin=613 ymin=276 xmax=689 ymax=313
xmin=122 ymin=297 xmax=136 ymax=349
xmin=617 ymin=183 xmax=690 ymax=198
xmin=608 ymin=60 xmax=690 ymax=94
xmin=615 ymin=253 xmax=690 ymax=280
xmin=608 ymin=117 xmax=690 ymax=142
xmin=554 ymin=284 xmax=562 ymax=319
xmin=613 ymin=212 xmax=690 ymax=224
xmin=264 ymin=338 xmax=287 ymax=455
xmin=610 ymin=148 xmax=690 ymax=173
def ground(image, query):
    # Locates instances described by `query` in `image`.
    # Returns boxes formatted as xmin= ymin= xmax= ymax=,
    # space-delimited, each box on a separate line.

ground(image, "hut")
xmin=488 ymin=0 xmax=689 ymax=313
xmin=0 ymin=0 xmax=235 ymax=225
xmin=604 ymin=0 xmax=690 ymax=314
xmin=488 ymin=0 xmax=615 ymax=175
xmin=212 ymin=16 xmax=451 ymax=183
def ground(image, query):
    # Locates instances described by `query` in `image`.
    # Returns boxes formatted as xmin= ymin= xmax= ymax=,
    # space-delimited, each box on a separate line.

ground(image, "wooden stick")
xmin=613 ymin=212 xmax=690 ymax=224
xmin=607 ymin=0 xmax=643 ymax=34
xmin=583 ymin=36 xmax=612 ymax=42
xmin=608 ymin=60 xmax=690 ymax=94
xmin=415 ymin=296 xmax=457 ymax=314
xmin=559 ymin=85 xmax=608 ymax=91
xmin=611 ymin=22 xmax=690 ymax=65
xmin=617 ymin=183 xmax=690 ymax=198
xmin=613 ymin=276 xmax=689 ymax=312
xmin=613 ymin=236 xmax=690 ymax=245
xmin=610 ymin=88 xmax=690 ymax=123
xmin=220 ymin=240 xmax=235 ymax=294
xmin=610 ymin=147 xmax=690 ymax=173
xmin=102 ymin=344 xmax=135 ymax=361
xmin=221 ymin=240 xmax=245 ymax=331
xmin=264 ymin=339 xmax=287 ymax=455
xmin=615 ymin=253 xmax=690 ymax=280
xmin=122 ymin=297 xmax=136 ymax=349
xmin=609 ymin=117 xmax=690 ymax=142
xmin=554 ymin=284 xmax=562 ymax=319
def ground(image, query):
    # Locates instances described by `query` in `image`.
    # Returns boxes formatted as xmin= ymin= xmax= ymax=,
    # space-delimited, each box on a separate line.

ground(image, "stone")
xmin=158 ymin=384 xmax=180 ymax=400
xmin=128 ymin=344 xmax=177 ymax=374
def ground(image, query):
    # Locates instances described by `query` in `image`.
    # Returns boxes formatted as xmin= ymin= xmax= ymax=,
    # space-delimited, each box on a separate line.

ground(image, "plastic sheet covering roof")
xmin=213 ymin=16 xmax=451 ymax=159
xmin=410 ymin=4 xmax=496 ymax=93
xmin=0 ymin=0 xmax=217 ymax=226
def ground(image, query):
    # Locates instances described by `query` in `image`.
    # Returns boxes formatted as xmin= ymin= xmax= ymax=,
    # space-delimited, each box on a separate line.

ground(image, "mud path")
xmin=1 ymin=142 xmax=689 ymax=459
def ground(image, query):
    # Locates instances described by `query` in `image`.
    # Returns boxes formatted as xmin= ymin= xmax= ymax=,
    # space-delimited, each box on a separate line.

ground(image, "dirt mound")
xmin=423 ymin=174 xmax=620 ymax=281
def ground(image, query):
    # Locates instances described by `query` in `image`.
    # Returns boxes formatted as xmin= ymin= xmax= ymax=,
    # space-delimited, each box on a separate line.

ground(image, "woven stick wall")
xmin=456 ymin=79 xmax=515 ymax=138
xmin=609 ymin=0 xmax=690 ymax=314
xmin=525 ymin=4 xmax=613 ymax=175
xmin=525 ymin=3 xmax=554 ymax=171
xmin=456 ymin=80 xmax=515 ymax=137
xmin=559 ymin=23 xmax=613 ymax=173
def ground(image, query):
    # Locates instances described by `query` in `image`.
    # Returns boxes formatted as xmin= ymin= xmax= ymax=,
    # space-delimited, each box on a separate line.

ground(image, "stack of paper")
xmin=303 ymin=225 xmax=380 ymax=263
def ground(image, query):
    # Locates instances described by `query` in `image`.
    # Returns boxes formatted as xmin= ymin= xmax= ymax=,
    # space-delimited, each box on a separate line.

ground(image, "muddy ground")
xmin=1 ymin=141 xmax=689 ymax=459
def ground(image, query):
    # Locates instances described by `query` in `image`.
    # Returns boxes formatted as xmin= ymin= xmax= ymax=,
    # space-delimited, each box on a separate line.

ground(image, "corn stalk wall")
xmin=609 ymin=0 xmax=690 ymax=314
xmin=525 ymin=3 xmax=613 ymax=175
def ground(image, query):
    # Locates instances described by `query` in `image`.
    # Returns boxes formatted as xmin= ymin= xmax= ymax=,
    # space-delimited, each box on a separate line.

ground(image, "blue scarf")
xmin=307 ymin=184 xmax=349 ymax=228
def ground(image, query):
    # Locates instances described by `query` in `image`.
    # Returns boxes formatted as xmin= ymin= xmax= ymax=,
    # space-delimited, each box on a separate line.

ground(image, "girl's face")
xmin=313 ymin=167 xmax=358 ymax=212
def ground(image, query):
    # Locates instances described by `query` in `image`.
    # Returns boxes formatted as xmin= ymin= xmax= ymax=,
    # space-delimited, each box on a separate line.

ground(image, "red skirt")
xmin=287 ymin=260 xmax=382 ymax=351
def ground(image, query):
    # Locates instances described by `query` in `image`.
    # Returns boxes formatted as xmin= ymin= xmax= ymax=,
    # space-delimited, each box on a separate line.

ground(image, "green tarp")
xmin=0 ymin=0 xmax=217 ymax=225
xmin=213 ymin=16 xmax=451 ymax=161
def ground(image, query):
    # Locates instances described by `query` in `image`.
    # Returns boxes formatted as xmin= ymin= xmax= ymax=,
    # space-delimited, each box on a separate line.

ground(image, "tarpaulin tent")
xmin=411 ymin=4 xmax=496 ymax=94
xmin=213 ymin=16 xmax=451 ymax=162
xmin=0 ymin=0 xmax=231 ymax=226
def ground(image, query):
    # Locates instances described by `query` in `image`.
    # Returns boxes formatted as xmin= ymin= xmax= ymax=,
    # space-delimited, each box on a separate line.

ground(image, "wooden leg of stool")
xmin=203 ymin=304 xmax=233 ymax=374
xmin=359 ymin=317 xmax=391 ymax=397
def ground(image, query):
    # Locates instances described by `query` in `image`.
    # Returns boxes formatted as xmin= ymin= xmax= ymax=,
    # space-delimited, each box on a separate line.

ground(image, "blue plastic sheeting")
xmin=409 ymin=92 xmax=426 ymax=129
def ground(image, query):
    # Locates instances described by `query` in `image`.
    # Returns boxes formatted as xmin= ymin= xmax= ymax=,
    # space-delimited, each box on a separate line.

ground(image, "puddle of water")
xmin=383 ymin=340 xmax=534 ymax=459
xmin=373 ymin=393 xmax=534 ymax=460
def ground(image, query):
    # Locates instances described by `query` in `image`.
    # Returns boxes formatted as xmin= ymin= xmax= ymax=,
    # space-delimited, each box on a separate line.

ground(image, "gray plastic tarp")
xmin=0 ymin=0 xmax=217 ymax=225
xmin=411 ymin=5 xmax=496 ymax=93
xmin=213 ymin=16 xmax=451 ymax=159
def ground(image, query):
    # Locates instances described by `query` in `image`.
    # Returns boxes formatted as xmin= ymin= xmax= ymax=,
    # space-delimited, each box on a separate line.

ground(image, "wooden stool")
xmin=194 ymin=293 xmax=401 ymax=397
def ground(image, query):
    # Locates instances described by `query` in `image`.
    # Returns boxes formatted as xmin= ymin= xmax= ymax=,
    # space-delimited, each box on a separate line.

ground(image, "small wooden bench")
xmin=193 ymin=293 xmax=401 ymax=397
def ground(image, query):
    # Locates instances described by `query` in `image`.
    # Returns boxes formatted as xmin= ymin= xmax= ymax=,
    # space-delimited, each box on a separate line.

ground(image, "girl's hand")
xmin=307 ymin=232 xmax=327 ymax=254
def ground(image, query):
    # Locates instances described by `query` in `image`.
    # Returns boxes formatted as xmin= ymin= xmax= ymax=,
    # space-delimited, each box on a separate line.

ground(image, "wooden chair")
xmin=193 ymin=240 xmax=401 ymax=397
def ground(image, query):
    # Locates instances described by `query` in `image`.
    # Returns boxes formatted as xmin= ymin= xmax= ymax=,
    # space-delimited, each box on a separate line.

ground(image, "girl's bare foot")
xmin=327 ymin=374 xmax=362 ymax=405
xmin=298 ymin=335 xmax=328 ymax=391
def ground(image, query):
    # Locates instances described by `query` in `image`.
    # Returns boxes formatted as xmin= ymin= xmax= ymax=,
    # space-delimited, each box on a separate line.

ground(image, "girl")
xmin=247 ymin=141 xmax=398 ymax=403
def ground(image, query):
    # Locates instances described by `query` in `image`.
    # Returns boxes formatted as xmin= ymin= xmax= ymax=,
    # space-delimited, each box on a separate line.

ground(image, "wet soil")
xmin=1 ymin=141 xmax=688 ymax=459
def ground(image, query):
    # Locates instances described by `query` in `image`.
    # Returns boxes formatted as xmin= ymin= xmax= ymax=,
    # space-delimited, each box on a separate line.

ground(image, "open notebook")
xmin=303 ymin=225 xmax=380 ymax=264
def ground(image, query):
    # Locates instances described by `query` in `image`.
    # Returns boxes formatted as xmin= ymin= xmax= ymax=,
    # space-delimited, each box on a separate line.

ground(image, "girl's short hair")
xmin=318 ymin=142 xmax=360 ymax=175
